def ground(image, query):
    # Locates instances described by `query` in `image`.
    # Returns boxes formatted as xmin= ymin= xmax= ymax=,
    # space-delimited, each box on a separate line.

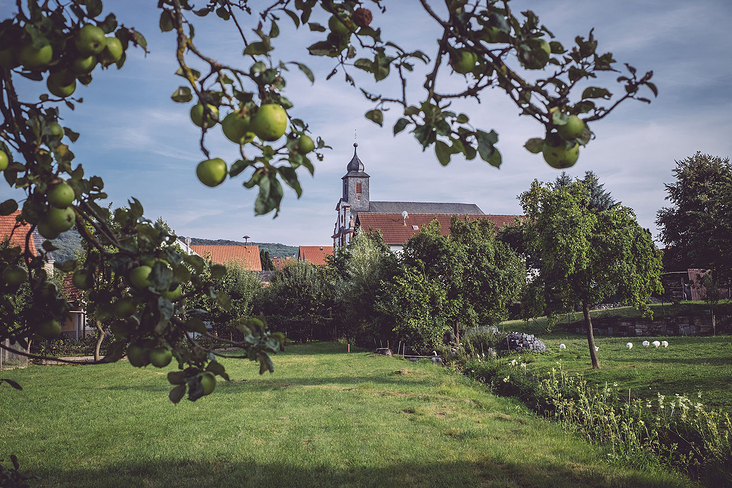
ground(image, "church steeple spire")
xmin=346 ymin=142 xmax=364 ymax=173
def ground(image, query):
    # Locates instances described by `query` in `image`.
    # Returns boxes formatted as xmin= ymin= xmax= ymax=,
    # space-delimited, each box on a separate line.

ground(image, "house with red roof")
xmin=298 ymin=246 xmax=334 ymax=266
xmin=0 ymin=210 xmax=36 ymax=256
xmin=332 ymin=143 xmax=521 ymax=251
xmin=189 ymin=244 xmax=262 ymax=271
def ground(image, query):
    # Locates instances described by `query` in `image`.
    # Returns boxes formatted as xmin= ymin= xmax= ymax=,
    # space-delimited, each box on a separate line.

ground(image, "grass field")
xmin=0 ymin=342 xmax=698 ymax=488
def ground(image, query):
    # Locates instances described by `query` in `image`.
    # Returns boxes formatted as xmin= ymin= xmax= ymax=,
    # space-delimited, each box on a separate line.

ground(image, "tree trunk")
xmin=454 ymin=320 xmax=460 ymax=344
xmin=583 ymin=300 xmax=600 ymax=369
xmin=712 ymin=309 xmax=716 ymax=336
xmin=94 ymin=321 xmax=105 ymax=362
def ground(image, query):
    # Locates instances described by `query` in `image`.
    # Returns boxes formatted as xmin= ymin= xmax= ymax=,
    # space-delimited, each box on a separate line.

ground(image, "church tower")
xmin=333 ymin=143 xmax=370 ymax=248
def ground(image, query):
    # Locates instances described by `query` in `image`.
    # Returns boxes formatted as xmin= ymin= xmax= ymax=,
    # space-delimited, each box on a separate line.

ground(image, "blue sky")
xmin=2 ymin=0 xmax=731 ymax=247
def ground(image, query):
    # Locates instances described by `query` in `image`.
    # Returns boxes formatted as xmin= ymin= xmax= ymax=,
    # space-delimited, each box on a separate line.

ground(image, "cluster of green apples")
xmin=542 ymin=114 xmax=587 ymax=169
xmin=191 ymin=102 xmax=314 ymax=188
xmin=0 ymin=23 xmax=125 ymax=99
xmin=36 ymin=180 xmax=77 ymax=240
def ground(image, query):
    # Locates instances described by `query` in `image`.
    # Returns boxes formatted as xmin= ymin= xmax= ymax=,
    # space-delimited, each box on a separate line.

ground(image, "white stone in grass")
xmin=559 ymin=343 xmax=566 ymax=350
xmin=626 ymin=342 xmax=633 ymax=349
xmin=653 ymin=340 xmax=661 ymax=348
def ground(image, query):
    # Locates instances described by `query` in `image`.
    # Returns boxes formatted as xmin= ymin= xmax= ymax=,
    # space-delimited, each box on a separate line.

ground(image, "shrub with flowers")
xmin=461 ymin=356 xmax=731 ymax=486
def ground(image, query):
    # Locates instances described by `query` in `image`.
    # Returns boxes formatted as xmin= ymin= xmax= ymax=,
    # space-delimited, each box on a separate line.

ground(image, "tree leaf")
xmin=243 ymin=41 xmax=270 ymax=56
xmin=365 ymin=109 xmax=383 ymax=127
xmin=169 ymin=384 xmax=186 ymax=404
xmin=85 ymin=0 xmax=103 ymax=18
xmin=291 ymin=62 xmax=314 ymax=83
xmin=524 ymin=138 xmax=544 ymax=154
xmin=435 ymin=140 xmax=451 ymax=166
xmin=283 ymin=9 xmax=300 ymax=28
xmin=393 ymin=117 xmax=410 ymax=135
xmin=0 ymin=199 xmax=18 ymax=215
xmin=170 ymin=86 xmax=192 ymax=103
xmin=581 ymin=87 xmax=612 ymax=100
xmin=159 ymin=10 xmax=174 ymax=32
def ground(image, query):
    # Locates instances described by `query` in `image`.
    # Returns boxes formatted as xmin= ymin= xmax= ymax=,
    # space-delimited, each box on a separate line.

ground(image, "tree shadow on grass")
xmin=26 ymin=455 xmax=692 ymax=488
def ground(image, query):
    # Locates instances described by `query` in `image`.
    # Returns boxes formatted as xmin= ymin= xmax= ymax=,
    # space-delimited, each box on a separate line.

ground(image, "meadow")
xmin=0 ymin=342 xmax=701 ymax=488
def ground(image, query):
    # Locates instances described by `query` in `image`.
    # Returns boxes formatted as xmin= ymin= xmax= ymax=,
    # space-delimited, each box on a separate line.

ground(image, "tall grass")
xmin=459 ymin=352 xmax=732 ymax=487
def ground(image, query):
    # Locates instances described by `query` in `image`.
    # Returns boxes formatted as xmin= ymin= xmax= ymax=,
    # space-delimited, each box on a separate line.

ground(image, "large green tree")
xmin=1 ymin=0 xmax=656 ymax=398
xmin=656 ymin=153 xmax=732 ymax=282
xmin=520 ymin=177 xmax=662 ymax=369
xmin=400 ymin=217 xmax=524 ymax=345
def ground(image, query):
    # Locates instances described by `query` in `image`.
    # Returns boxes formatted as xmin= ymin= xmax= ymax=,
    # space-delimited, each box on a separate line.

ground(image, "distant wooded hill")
xmin=187 ymin=238 xmax=298 ymax=258
xmin=47 ymin=232 xmax=298 ymax=264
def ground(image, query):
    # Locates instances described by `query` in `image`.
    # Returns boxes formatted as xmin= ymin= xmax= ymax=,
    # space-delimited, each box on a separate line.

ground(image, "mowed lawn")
xmin=0 ymin=343 xmax=696 ymax=488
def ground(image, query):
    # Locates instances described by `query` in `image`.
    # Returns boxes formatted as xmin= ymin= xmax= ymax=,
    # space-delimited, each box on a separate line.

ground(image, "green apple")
xmin=37 ymin=281 xmax=58 ymax=300
xmin=38 ymin=318 xmax=62 ymax=338
xmin=46 ymin=206 xmax=75 ymax=232
xmin=0 ymin=150 xmax=8 ymax=171
xmin=451 ymin=49 xmax=477 ymax=74
xmin=200 ymin=372 xmax=216 ymax=395
xmin=72 ymin=268 xmax=93 ymax=290
xmin=251 ymin=104 xmax=288 ymax=142
xmin=113 ymin=297 xmax=137 ymax=317
xmin=297 ymin=135 xmax=315 ymax=154
xmin=75 ymin=25 xmax=107 ymax=56
xmin=36 ymin=220 xmax=60 ymax=240
xmin=98 ymin=36 xmax=123 ymax=65
xmin=18 ymin=42 xmax=53 ymax=70
xmin=71 ymin=54 xmax=97 ymax=74
xmin=129 ymin=265 xmax=152 ymax=288
xmin=542 ymin=135 xmax=580 ymax=169
xmin=328 ymin=15 xmax=351 ymax=37
xmin=161 ymin=284 xmax=183 ymax=300
xmin=47 ymin=181 xmax=75 ymax=208
xmin=47 ymin=71 xmax=77 ymax=98
xmin=196 ymin=158 xmax=227 ymax=187
xmin=190 ymin=103 xmax=219 ymax=128
xmin=2 ymin=265 xmax=27 ymax=286
xmin=557 ymin=115 xmax=585 ymax=140
xmin=126 ymin=343 xmax=150 ymax=367
xmin=149 ymin=347 xmax=173 ymax=368
xmin=222 ymin=111 xmax=255 ymax=144
xmin=48 ymin=122 xmax=65 ymax=139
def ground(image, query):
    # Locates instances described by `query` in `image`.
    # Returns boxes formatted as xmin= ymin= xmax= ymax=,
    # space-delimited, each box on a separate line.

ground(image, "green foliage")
xmin=374 ymin=266 xmax=448 ymax=354
xmin=332 ymin=231 xmax=399 ymax=345
xmin=254 ymin=261 xmax=336 ymax=342
xmin=520 ymin=176 xmax=663 ymax=368
xmin=403 ymin=217 xmax=524 ymax=339
xmin=657 ymin=153 xmax=732 ymax=282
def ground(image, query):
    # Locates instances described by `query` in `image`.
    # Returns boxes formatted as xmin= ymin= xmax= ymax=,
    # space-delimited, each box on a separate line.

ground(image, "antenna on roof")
xmin=242 ymin=235 xmax=250 ymax=246
xmin=402 ymin=210 xmax=408 ymax=226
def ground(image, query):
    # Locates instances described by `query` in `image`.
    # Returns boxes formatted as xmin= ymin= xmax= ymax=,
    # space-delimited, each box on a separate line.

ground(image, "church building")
xmin=332 ymin=143 xmax=519 ymax=251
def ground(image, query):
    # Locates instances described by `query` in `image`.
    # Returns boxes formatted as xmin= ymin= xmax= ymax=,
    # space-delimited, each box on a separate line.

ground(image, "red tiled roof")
xmin=357 ymin=213 xmax=521 ymax=246
xmin=298 ymin=246 xmax=334 ymax=266
xmin=0 ymin=210 xmax=36 ymax=256
xmin=189 ymin=244 xmax=262 ymax=271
